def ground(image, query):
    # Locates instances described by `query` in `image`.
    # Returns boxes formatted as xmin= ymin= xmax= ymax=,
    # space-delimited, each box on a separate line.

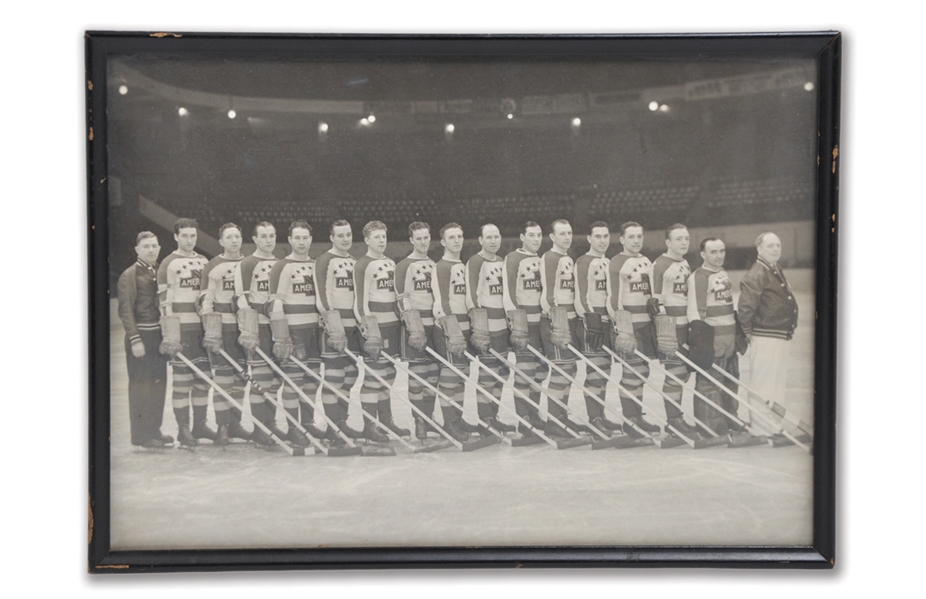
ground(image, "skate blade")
xmin=462 ymin=436 xmax=500 ymax=452
xmin=613 ymin=435 xmax=656 ymax=449
xmin=553 ymin=435 xmax=593 ymax=449
xmin=654 ymin=434 xmax=688 ymax=449
xmin=693 ymin=435 xmax=731 ymax=449
xmin=726 ymin=433 xmax=768 ymax=448
xmin=591 ymin=436 xmax=624 ymax=450
xmin=510 ymin=434 xmax=545 ymax=447
xmin=413 ymin=439 xmax=455 ymax=453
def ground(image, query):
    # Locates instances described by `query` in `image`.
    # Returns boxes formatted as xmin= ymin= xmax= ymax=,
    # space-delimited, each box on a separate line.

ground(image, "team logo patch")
xmin=673 ymin=282 xmax=688 ymax=294
xmin=489 ymin=284 xmax=502 ymax=295
xmin=453 ymin=284 xmax=466 ymax=295
xmin=222 ymin=280 xmax=235 ymax=291
xmin=377 ymin=278 xmax=394 ymax=290
xmin=523 ymin=279 xmax=541 ymax=290
xmin=595 ymin=280 xmax=607 ymax=291
xmin=257 ymin=280 xmax=269 ymax=292
xmin=336 ymin=277 xmax=353 ymax=289
xmin=414 ymin=279 xmax=431 ymax=291
xmin=294 ymin=282 xmax=314 ymax=296
xmin=630 ymin=281 xmax=650 ymax=293
xmin=560 ymin=279 xmax=574 ymax=290
xmin=180 ymin=276 xmax=201 ymax=288
xmin=713 ymin=289 xmax=732 ymax=301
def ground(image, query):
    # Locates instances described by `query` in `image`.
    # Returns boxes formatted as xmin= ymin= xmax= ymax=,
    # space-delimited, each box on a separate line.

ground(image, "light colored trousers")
xmin=746 ymin=335 xmax=810 ymax=435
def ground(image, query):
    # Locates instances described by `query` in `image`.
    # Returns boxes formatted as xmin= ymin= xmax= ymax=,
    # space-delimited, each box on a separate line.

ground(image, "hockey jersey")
xmin=354 ymin=254 xmax=399 ymax=327
xmin=607 ymin=253 xmax=653 ymax=325
xmin=234 ymin=253 xmax=278 ymax=324
xmin=540 ymin=249 xmax=576 ymax=319
xmin=574 ymin=252 xmax=610 ymax=319
xmin=432 ymin=257 xmax=469 ymax=331
xmin=268 ymin=257 xmax=319 ymax=329
xmin=394 ymin=256 xmax=436 ymax=326
xmin=465 ymin=252 xmax=507 ymax=333
xmin=158 ymin=251 xmax=209 ymax=332
xmin=314 ymin=250 xmax=357 ymax=328
xmin=688 ymin=265 xmax=736 ymax=358
xmin=200 ymin=255 xmax=243 ymax=325
xmin=652 ymin=254 xmax=691 ymax=327
xmin=502 ymin=248 xmax=542 ymax=324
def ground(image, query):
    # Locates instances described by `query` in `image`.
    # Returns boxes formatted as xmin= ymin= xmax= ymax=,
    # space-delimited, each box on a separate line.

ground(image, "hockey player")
xmin=464 ymin=223 xmax=516 ymax=433
xmin=234 ymin=221 xmax=286 ymax=446
xmin=313 ymin=219 xmax=363 ymax=443
xmin=606 ymin=221 xmax=662 ymax=437
xmin=573 ymin=221 xmax=622 ymax=433
xmin=353 ymin=220 xmax=409 ymax=442
xmin=539 ymin=219 xmax=584 ymax=437
xmin=502 ymin=220 xmax=547 ymax=437
xmin=650 ymin=223 xmax=699 ymax=437
xmin=117 ymin=231 xmax=170 ymax=448
xmin=157 ymin=218 xmax=211 ymax=447
xmin=394 ymin=222 xmax=439 ymax=439
xmin=687 ymin=237 xmax=743 ymax=434
xmin=200 ymin=222 xmax=251 ymax=445
xmin=266 ymin=220 xmax=327 ymax=448
xmin=432 ymin=222 xmax=484 ymax=440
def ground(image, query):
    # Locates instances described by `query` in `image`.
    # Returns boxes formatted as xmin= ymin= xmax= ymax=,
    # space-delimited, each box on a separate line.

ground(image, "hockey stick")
xmin=252 ymin=347 xmax=390 ymax=456
xmin=702 ymin=353 xmax=814 ymax=439
xmin=377 ymin=352 xmax=500 ymax=451
xmin=673 ymin=351 xmax=813 ymax=454
xmin=343 ymin=348 xmax=476 ymax=452
xmin=596 ymin=346 xmax=702 ymax=449
xmin=522 ymin=345 xmax=626 ymax=449
xmin=631 ymin=349 xmax=766 ymax=448
xmin=287 ymin=355 xmax=423 ymax=454
xmin=174 ymin=351 xmax=306 ymax=456
xmin=215 ymin=348 xmax=360 ymax=457
xmin=485 ymin=348 xmax=594 ymax=448
xmin=460 ymin=350 xmax=572 ymax=449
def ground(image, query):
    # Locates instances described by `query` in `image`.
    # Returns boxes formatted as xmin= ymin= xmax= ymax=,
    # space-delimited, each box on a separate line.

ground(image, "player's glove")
xmin=584 ymin=312 xmax=605 ymax=352
xmin=438 ymin=315 xmax=468 ymax=357
xmin=292 ymin=342 xmax=307 ymax=361
xmin=270 ymin=314 xmax=294 ymax=361
xmin=688 ymin=320 xmax=715 ymax=371
xmin=158 ymin=315 xmax=183 ymax=357
xmin=468 ymin=308 xmax=492 ymax=353
xmin=401 ymin=308 xmax=428 ymax=352
xmin=646 ymin=297 xmax=663 ymax=320
xmin=130 ymin=338 xmax=146 ymax=359
xmin=201 ymin=312 xmax=224 ymax=354
xmin=611 ymin=310 xmax=637 ymax=356
xmin=359 ymin=315 xmax=384 ymax=360
xmin=549 ymin=306 xmax=572 ymax=350
xmin=654 ymin=314 xmax=678 ymax=357
xmin=507 ymin=309 xmax=530 ymax=352
xmin=320 ymin=310 xmax=348 ymax=353
xmin=237 ymin=307 xmax=260 ymax=350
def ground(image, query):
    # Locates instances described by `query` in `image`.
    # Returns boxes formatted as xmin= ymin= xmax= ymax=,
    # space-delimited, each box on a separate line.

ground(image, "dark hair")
xmin=619 ymin=221 xmax=642 ymax=236
xmin=520 ymin=220 xmax=542 ymax=236
xmin=218 ymin=222 xmax=241 ymax=238
xmin=665 ymin=223 xmax=688 ymax=240
xmin=289 ymin=220 xmax=313 ymax=236
xmin=408 ymin=221 xmax=430 ymax=238
xmin=136 ymin=231 xmax=157 ymax=245
xmin=173 ymin=218 xmax=198 ymax=234
xmin=363 ymin=220 xmax=387 ymax=239
xmin=439 ymin=222 xmax=463 ymax=240
xmin=549 ymin=219 xmax=570 ymax=235
xmin=253 ymin=221 xmax=275 ymax=237
xmin=700 ymin=236 xmax=722 ymax=252
xmin=479 ymin=223 xmax=499 ymax=238
xmin=329 ymin=219 xmax=351 ymax=235
xmin=588 ymin=221 xmax=609 ymax=235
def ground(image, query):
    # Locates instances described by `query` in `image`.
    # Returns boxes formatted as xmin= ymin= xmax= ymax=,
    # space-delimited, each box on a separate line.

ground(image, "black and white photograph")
xmin=88 ymin=32 xmax=835 ymax=567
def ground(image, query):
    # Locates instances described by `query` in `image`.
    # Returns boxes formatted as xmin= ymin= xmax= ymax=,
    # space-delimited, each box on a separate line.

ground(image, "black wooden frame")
xmin=87 ymin=31 xmax=839 ymax=572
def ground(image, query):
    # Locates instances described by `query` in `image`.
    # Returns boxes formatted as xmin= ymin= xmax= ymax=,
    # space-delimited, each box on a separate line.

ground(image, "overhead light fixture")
xmin=367 ymin=114 xmax=376 ymax=123
xmin=804 ymin=82 xmax=815 ymax=91
xmin=318 ymin=122 xmax=328 ymax=133
xmin=118 ymin=85 xmax=128 ymax=95
xmin=178 ymin=107 xmax=189 ymax=116
xmin=445 ymin=123 xmax=455 ymax=134
xmin=571 ymin=117 xmax=581 ymax=127
xmin=659 ymin=104 xmax=669 ymax=112
xmin=506 ymin=113 xmax=513 ymax=120
xmin=227 ymin=109 xmax=237 ymax=119
xmin=648 ymin=101 xmax=659 ymax=111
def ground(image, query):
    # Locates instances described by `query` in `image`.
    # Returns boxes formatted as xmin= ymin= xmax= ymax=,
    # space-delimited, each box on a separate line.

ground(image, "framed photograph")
xmin=87 ymin=31 xmax=839 ymax=572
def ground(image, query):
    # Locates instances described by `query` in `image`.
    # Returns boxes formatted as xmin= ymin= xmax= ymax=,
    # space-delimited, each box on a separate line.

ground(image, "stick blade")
xmin=553 ymin=435 xmax=593 ymax=449
xmin=357 ymin=445 xmax=395 ymax=457
xmin=613 ymin=435 xmax=656 ymax=449
xmin=462 ymin=436 xmax=501 ymax=452
xmin=726 ymin=433 xmax=768 ymax=449
xmin=654 ymin=434 xmax=687 ymax=449
xmin=413 ymin=439 xmax=455 ymax=453
xmin=692 ymin=435 xmax=731 ymax=450
xmin=768 ymin=432 xmax=813 ymax=449
xmin=591 ymin=436 xmax=624 ymax=450
xmin=510 ymin=434 xmax=545 ymax=447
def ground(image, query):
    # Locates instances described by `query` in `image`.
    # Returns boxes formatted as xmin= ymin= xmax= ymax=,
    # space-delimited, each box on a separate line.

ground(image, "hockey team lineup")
xmin=117 ymin=216 xmax=813 ymax=459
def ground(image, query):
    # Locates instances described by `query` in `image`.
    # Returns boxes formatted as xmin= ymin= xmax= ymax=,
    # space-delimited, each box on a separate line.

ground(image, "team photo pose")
xmin=606 ymin=221 xmax=662 ymax=437
xmin=394 ymin=222 xmax=440 ymax=439
xmin=464 ymin=223 xmax=516 ymax=434
xmin=353 ymin=220 xmax=408 ymax=442
xmin=158 ymin=218 xmax=212 ymax=447
xmin=199 ymin=222 xmax=250 ymax=445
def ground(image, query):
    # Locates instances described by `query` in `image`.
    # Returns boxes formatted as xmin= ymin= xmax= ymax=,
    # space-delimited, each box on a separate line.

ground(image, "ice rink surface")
xmin=108 ymin=285 xmax=815 ymax=551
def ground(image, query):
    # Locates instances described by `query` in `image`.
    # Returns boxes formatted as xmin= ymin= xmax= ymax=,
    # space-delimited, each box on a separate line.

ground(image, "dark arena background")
xmin=105 ymin=55 xmax=818 ymax=551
